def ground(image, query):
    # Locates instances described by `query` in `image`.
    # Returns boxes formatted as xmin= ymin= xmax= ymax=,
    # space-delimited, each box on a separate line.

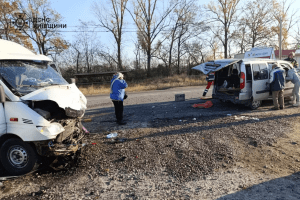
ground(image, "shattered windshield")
xmin=0 ymin=60 xmax=68 ymax=95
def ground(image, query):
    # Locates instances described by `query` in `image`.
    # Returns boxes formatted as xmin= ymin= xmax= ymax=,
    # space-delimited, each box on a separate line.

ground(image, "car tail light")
xmin=10 ymin=118 xmax=18 ymax=122
xmin=240 ymin=72 xmax=245 ymax=89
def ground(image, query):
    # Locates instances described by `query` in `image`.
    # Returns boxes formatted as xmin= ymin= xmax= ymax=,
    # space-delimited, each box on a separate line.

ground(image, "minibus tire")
xmin=0 ymin=138 xmax=37 ymax=176
xmin=249 ymin=100 xmax=261 ymax=110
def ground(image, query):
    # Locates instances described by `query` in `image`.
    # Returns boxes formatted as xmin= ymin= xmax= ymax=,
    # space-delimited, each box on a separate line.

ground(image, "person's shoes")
xmin=293 ymin=103 xmax=300 ymax=107
xmin=280 ymin=106 xmax=284 ymax=109
xmin=271 ymin=107 xmax=279 ymax=110
xmin=117 ymin=120 xmax=127 ymax=125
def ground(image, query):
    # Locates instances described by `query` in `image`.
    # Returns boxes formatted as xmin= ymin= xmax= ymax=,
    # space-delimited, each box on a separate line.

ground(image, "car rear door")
xmin=252 ymin=62 xmax=270 ymax=101
xmin=192 ymin=60 xmax=241 ymax=74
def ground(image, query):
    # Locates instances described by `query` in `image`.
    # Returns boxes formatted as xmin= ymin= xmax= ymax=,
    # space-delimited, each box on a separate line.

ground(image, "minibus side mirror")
xmin=0 ymin=85 xmax=5 ymax=103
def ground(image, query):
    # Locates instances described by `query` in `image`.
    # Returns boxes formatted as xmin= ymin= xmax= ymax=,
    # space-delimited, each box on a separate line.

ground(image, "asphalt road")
xmin=86 ymin=85 xmax=212 ymax=109
xmin=83 ymin=85 xmax=281 ymax=134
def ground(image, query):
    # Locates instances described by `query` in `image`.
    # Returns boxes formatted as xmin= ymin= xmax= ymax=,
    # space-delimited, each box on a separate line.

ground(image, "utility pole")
xmin=279 ymin=17 xmax=282 ymax=60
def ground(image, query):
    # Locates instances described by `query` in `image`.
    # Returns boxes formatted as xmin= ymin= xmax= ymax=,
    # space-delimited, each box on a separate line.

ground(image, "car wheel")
xmin=0 ymin=138 xmax=37 ymax=176
xmin=249 ymin=100 xmax=261 ymax=110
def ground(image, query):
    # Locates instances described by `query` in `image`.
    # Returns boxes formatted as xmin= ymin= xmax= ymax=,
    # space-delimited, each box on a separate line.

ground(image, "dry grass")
xmin=79 ymin=74 xmax=206 ymax=95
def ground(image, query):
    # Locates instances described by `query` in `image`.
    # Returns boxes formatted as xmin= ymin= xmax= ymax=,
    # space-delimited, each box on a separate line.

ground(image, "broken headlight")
xmin=37 ymin=122 xmax=65 ymax=138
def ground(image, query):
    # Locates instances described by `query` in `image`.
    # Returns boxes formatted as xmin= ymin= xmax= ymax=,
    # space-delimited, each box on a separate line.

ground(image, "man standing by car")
xmin=285 ymin=52 xmax=299 ymax=68
xmin=110 ymin=72 xmax=128 ymax=125
xmin=270 ymin=64 xmax=285 ymax=110
xmin=286 ymin=68 xmax=300 ymax=107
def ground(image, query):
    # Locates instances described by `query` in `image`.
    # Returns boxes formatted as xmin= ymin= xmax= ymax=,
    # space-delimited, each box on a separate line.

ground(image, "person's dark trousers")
xmin=112 ymin=100 xmax=123 ymax=122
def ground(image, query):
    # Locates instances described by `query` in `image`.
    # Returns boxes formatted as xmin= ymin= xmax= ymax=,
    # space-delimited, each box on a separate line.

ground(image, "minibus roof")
xmin=0 ymin=39 xmax=52 ymax=62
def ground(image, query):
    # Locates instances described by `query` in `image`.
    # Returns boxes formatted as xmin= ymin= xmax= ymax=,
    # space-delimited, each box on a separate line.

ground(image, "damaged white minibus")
xmin=0 ymin=39 xmax=87 ymax=175
xmin=193 ymin=58 xmax=294 ymax=109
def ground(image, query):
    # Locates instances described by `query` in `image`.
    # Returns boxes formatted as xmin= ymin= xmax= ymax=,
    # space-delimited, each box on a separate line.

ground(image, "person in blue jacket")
xmin=286 ymin=68 xmax=300 ymax=107
xmin=110 ymin=72 xmax=128 ymax=125
xmin=269 ymin=64 xmax=285 ymax=110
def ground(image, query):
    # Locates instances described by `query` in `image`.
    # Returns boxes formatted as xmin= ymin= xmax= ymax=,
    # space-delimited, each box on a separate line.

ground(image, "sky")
xmin=49 ymin=0 xmax=97 ymax=39
xmin=49 ymin=0 xmax=211 ymax=43
xmin=48 ymin=0 xmax=300 ymax=58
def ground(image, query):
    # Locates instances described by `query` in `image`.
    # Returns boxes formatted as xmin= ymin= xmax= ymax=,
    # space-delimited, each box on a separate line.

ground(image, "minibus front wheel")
xmin=0 ymin=138 xmax=37 ymax=175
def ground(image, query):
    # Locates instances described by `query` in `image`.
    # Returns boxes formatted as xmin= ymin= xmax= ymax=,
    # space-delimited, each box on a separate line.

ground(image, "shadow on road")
xmin=216 ymin=172 xmax=300 ymax=200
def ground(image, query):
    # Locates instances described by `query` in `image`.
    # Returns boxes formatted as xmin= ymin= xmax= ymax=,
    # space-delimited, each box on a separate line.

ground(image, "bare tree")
xmin=206 ymin=37 xmax=222 ymax=60
xmin=128 ymin=0 xmax=177 ymax=77
xmin=18 ymin=0 xmax=68 ymax=55
xmin=71 ymin=41 xmax=82 ymax=74
xmin=205 ymin=0 xmax=241 ymax=58
xmin=271 ymin=0 xmax=299 ymax=49
xmin=292 ymin=25 xmax=300 ymax=49
xmin=167 ymin=0 xmax=204 ymax=74
xmin=232 ymin=22 xmax=247 ymax=53
xmin=241 ymin=0 xmax=274 ymax=48
xmin=184 ymin=41 xmax=206 ymax=65
xmin=68 ymin=24 xmax=102 ymax=73
xmin=93 ymin=0 xmax=128 ymax=71
xmin=0 ymin=0 xmax=33 ymax=50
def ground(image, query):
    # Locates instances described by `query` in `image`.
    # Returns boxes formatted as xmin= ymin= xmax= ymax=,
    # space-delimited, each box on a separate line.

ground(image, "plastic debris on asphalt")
xmin=82 ymin=126 xmax=89 ymax=134
xmin=193 ymin=118 xmax=196 ymax=120
xmin=83 ymin=118 xmax=92 ymax=122
xmin=227 ymin=114 xmax=232 ymax=116
xmin=107 ymin=133 xmax=118 ymax=138
xmin=192 ymin=101 xmax=213 ymax=109
xmin=234 ymin=116 xmax=259 ymax=121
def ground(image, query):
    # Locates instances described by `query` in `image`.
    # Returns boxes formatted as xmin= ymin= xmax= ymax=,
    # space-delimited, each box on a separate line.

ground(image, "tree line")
xmin=0 ymin=0 xmax=299 ymax=80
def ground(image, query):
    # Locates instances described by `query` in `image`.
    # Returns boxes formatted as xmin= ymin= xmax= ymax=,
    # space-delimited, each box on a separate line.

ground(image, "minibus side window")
xmin=245 ymin=64 xmax=252 ymax=81
xmin=253 ymin=63 xmax=268 ymax=80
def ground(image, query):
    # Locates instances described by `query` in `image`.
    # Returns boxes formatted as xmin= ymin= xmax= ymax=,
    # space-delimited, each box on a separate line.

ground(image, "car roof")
xmin=211 ymin=58 xmax=291 ymax=63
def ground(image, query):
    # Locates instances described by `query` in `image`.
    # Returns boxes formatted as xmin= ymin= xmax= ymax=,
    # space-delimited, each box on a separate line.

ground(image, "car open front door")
xmin=0 ymin=103 xmax=6 ymax=134
xmin=252 ymin=63 xmax=270 ymax=101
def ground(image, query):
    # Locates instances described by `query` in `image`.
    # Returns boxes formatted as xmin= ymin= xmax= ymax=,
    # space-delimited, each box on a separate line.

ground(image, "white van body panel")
xmin=4 ymin=102 xmax=64 ymax=141
xmin=0 ymin=103 xmax=5 ymax=135
xmin=21 ymin=83 xmax=87 ymax=111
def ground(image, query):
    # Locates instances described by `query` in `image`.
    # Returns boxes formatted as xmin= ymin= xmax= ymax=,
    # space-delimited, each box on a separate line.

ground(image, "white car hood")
xmin=192 ymin=59 xmax=240 ymax=74
xmin=20 ymin=83 xmax=87 ymax=111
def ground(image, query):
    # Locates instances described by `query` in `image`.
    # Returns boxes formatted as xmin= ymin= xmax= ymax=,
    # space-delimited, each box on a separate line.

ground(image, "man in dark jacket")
xmin=110 ymin=72 xmax=128 ymax=125
xmin=269 ymin=64 xmax=285 ymax=110
xmin=285 ymin=52 xmax=298 ymax=68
